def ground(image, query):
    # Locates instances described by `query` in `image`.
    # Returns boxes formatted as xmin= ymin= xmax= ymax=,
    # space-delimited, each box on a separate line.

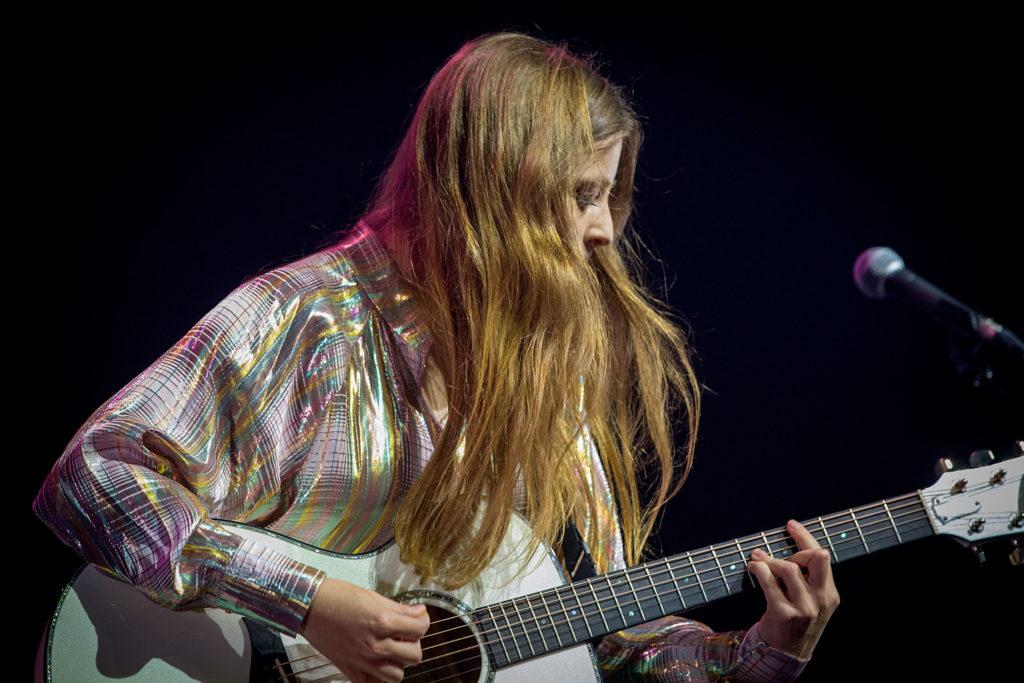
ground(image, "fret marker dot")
xmin=684 ymin=578 xmax=690 ymax=583
xmin=729 ymin=564 xmax=736 ymax=570
xmin=840 ymin=532 xmax=848 ymax=539
xmin=628 ymin=610 xmax=635 ymax=617
xmin=571 ymin=609 xmax=577 ymax=616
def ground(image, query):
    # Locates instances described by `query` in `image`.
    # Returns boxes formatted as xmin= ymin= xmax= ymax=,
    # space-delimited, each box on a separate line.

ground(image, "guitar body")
xmin=41 ymin=510 xmax=602 ymax=682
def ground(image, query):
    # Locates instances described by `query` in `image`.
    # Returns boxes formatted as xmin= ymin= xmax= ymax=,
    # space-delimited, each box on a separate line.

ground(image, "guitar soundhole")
xmin=403 ymin=604 xmax=484 ymax=682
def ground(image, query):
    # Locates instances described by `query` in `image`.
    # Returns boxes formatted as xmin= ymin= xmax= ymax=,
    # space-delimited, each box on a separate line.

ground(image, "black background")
xmin=24 ymin=11 xmax=1020 ymax=680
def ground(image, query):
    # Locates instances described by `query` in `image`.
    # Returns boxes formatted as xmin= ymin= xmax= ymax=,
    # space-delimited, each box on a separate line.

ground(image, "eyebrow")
xmin=576 ymin=175 xmax=616 ymax=192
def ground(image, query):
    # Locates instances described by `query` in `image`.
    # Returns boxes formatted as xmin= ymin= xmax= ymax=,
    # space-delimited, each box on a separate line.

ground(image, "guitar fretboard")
xmin=472 ymin=491 xmax=934 ymax=668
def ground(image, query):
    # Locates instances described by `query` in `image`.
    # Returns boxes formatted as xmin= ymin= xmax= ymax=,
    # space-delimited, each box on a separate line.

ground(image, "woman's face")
xmin=572 ymin=137 xmax=622 ymax=260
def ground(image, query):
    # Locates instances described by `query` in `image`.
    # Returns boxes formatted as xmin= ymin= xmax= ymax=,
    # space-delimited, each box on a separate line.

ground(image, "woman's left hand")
xmin=746 ymin=519 xmax=841 ymax=660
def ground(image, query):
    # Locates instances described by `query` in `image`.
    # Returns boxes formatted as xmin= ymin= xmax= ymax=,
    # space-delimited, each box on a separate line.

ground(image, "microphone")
xmin=853 ymin=246 xmax=1024 ymax=361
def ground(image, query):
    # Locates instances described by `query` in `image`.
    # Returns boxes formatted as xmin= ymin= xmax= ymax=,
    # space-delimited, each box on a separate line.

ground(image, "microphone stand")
xmin=945 ymin=327 xmax=1024 ymax=405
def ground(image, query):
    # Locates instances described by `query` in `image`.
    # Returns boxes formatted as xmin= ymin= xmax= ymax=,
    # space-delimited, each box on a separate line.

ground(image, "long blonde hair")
xmin=329 ymin=31 xmax=701 ymax=588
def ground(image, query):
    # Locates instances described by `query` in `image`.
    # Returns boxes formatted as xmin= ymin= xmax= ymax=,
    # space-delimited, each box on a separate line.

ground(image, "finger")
xmin=339 ymin=666 xmax=363 ymax=683
xmin=805 ymin=548 xmax=833 ymax=590
xmin=783 ymin=548 xmax=834 ymax=586
xmin=748 ymin=559 xmax=788 ymax=607
xmin=786 ymin=548 xmax=831 ymax=569
xmin=388 ymin=608 xmax=432 ymax=640
xmin=372 ymin=659 xmax=405 ymax=683
xmin=758 ymin=554 xmax=814 ymax=607
xmin=352 ymin=666 xmax=383 ymax=683
xmin=786 ymin=519 xmax=823 ymax=551
xmin=380 ymin=637 xmax=423 ymax=667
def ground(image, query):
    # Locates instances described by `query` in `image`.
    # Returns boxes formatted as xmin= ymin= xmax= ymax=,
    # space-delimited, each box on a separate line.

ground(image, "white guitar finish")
xmin=42 ymin=509 xmax=601 ymax=682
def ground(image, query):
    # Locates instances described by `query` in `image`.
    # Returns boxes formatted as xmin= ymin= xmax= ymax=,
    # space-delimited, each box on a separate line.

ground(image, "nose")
xmin=582 ymin=206 xmax=615 ymax=252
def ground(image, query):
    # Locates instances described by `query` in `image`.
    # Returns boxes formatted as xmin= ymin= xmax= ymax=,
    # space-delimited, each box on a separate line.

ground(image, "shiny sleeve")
xmin=31 ymin=265 xmax=334 ymax=637
xmin=596 ymin=616 xmax=810 ymax=682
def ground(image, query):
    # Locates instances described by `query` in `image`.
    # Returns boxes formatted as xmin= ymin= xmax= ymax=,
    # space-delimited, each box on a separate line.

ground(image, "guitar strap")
xmin=561 ymin=517 xmax=606 ymax=650
xmin=561 ymin=516 xmax=598 ymax=581
xmin=561 ymin=438 xmax=617 ymax=585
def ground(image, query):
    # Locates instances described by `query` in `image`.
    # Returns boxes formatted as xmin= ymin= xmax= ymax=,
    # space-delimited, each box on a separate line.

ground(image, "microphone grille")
xmin=853 ymin=246 xmax=905 ymax=299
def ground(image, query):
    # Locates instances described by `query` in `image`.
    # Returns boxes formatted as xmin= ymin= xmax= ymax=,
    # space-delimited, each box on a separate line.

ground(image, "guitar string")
xmin=407 ymin=474 xmax=1017 ymax=637
xmin=290 ymin=500 xmax=1021 ymax=683
xmin=407 ymin=497 xmax=1024 ymax=679
xmin=278 ymin=485 xmax=1021 ymax=683
xmin=403 ymin=507 xmax=951 ymax=679
xmin=281 ymin=495 xmax=1023 ymax=683
xmin=278 ymin=469 xmax=1020 ymax=680
xmin=284 ymin=504 xmax=943 ymax=683
xmin=269 ymin=492 xmax=983 ymax=682
xmin=427 ymin=472 xmax=1020 ymax=637
xmin=278 ymin=474 xmax=1022 ymax=680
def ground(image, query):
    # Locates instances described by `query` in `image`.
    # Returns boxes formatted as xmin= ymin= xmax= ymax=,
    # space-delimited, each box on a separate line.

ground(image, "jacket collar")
xmin=336 ymin=219 xmax=433 ymax=389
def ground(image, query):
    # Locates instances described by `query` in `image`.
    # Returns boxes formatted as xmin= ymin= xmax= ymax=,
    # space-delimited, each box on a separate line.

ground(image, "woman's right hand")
xmin=298 ymin=577 xmax=431 ymax=682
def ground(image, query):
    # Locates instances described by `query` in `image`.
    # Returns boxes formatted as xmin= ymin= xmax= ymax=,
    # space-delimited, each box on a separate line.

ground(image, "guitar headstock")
xmin=920 ymin=442 xmax=1023 ymax=564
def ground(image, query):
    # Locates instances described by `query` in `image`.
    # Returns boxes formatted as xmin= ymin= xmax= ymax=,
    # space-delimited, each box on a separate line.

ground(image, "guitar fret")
xmin=882 ymin=500 xmax=903 ymax=544
xmin=621 ymin=569 xmax=645 ymax=622
xmin=486 ymin=605 xmax=511 ymax=664
xmin=569 ymin=583 xmax=594 ymax=639
xmin=516 ymin=598 xmax=540 ymax=655
xmin=687 ymin=553 xmax=709 ymax=603
xmin=816 ymin=516 xmax=837 ymax=561
xmin=665 ymin=558 xmax=688 ymax=610
xmin=497 ymin=601 xmax=524 ymax=661
xmin=732 ymin=539 xmax=749 ymax=592
xmin=710 ymin=545 xmax=731 ymax=595
xmin=553 ymin=587 xmax=578 ymax=643
xmin=643 ymin=564 xmax=665 ymax=615
xmin=606 ymin=574 xmax=628 ymax=626
xmin=538 ymin=592 xmax=563 ymax=649
xmin=466 ymin=487 xmax=946 ymax=667
xmin=590 ymin=579 xmax=611 ymax=634
xmin=850 ymin=508 xmax=870 ymax=553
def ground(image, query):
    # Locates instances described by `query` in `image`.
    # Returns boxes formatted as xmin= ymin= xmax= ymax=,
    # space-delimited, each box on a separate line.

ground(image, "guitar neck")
xmin=474 ymin=490 xmax=933 ymax=667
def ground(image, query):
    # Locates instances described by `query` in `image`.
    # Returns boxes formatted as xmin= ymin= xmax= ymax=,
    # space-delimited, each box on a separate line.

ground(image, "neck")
xmin=471 ymin=490 xmax=934 ymax=668
xmin=421 ymin=348 xmax=450 ymax=430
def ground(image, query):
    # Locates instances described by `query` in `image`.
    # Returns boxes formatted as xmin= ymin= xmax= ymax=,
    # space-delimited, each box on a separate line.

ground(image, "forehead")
xmin=576 ymin=138 xmax=623 ymax=187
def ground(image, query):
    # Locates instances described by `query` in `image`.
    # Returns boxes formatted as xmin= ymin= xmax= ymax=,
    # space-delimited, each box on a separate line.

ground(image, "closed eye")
xmin=574 ymin=180 xmax=616 ymax=210
xmin=575 ymin=192 xmax=599 ymax=210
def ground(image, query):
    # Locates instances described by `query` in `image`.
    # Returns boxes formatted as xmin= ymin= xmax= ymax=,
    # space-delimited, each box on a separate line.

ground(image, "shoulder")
xmin=165 ymin=239 xmax=373 ymax=387
xmin=215 ymin=239 xmax=369 ymax=341
xmin=230 ymin=242 xmax=361 ymax=316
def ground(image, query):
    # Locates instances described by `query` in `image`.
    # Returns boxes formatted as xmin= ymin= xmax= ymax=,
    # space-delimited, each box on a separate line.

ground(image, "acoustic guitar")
xmin=40 ymin=450 xmax=1022 ymax=681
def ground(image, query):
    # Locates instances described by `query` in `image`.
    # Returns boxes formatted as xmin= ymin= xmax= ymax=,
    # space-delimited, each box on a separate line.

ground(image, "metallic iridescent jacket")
xmin=33 ymin=220 xmax=808 ymax=681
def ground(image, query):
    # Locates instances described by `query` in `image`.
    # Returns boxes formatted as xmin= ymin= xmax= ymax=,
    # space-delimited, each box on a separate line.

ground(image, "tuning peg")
xmin=1015 ymin=441 xmax=1024 ymax=456
xmin=1010 ymin=538 xmax=1023 ymax=567
xmin=969 ymin=449 xmax=996 ymax=468
xmin=970 ymin=544 xmax=987 ymax=565
xmin=934 ymin=457 xmax=958 ymax=477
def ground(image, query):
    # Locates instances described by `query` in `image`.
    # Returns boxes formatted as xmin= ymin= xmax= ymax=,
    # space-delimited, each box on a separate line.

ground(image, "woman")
xmin=33 ymin=31 xmax=838 ymax=681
